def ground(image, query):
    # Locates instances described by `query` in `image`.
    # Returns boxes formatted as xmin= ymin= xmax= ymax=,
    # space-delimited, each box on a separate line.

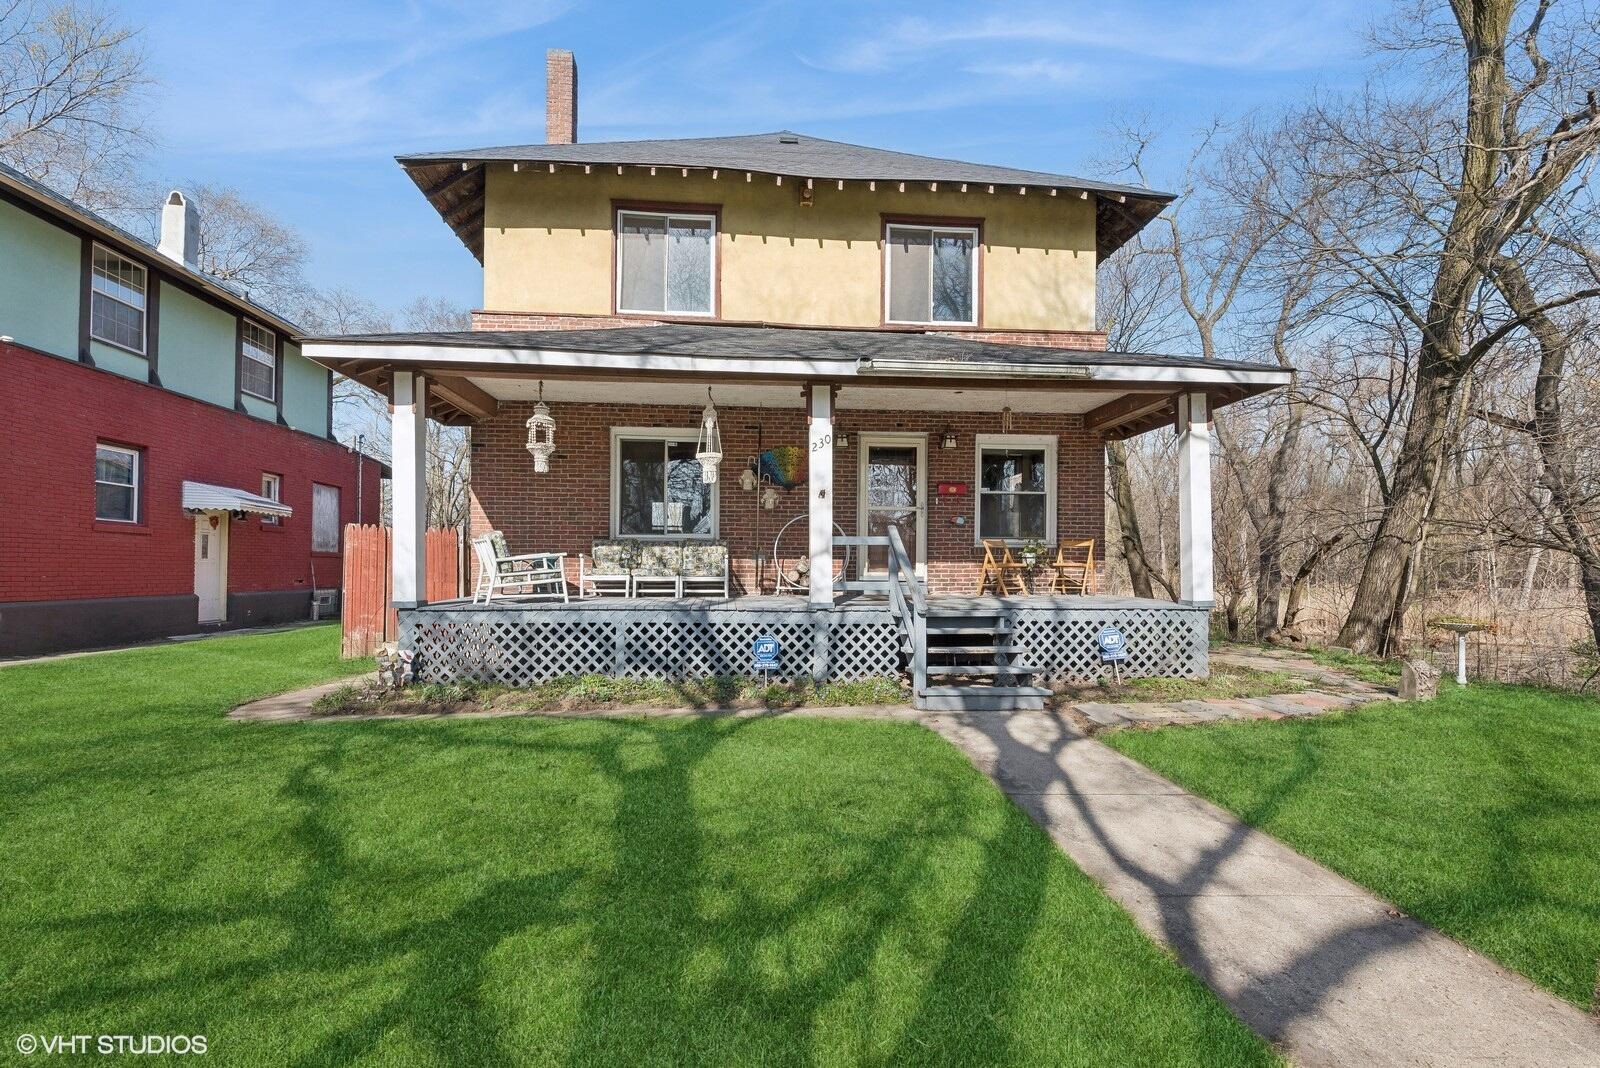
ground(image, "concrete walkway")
xmin=927 ymin=709 xmax=1600 ymax=1068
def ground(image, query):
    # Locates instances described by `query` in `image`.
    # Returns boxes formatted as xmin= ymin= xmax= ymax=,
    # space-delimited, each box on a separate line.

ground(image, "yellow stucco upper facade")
xmin=480 ymin=164 xmax=1098 ymax=332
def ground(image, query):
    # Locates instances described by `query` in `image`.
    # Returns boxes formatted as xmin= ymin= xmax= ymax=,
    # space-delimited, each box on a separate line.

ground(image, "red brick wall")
xmin=468 ymin=309 xmax=1109 ymax=350
xmin=0 ymin=339 xmax=381 ymax=603
xmin=470 ymin=400 xmax=1105 ymax=595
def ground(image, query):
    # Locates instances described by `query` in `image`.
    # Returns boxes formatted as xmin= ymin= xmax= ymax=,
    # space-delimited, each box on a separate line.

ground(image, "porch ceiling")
xmin=471 ymin=377 xmax=1119 ymax=414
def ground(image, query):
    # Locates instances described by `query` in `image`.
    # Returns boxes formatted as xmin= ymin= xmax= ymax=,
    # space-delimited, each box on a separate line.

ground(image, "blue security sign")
xmin=1097 ymin=625 xmax=1128 ymax=663
xmin=753 ymin=635 xmax=781 ymax=671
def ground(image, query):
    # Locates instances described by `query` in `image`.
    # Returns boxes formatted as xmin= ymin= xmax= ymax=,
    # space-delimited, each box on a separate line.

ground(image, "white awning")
xmin=181 ymin=480 xmax=293 ymax=518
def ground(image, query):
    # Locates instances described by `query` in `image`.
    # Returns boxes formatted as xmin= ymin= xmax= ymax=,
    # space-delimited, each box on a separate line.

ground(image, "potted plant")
xmin=1018 ymin=539 xmax=1049 ymax=568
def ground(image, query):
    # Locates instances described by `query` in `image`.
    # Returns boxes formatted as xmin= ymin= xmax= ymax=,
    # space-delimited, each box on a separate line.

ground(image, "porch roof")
xmin=300 ymin=322 xmax=1291 ymax=438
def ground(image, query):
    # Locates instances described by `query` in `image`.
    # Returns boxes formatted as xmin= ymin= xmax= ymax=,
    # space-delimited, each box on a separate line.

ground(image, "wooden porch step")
xmin=917 ymin=685 xmax=1050 ymax=712
xmin=922 ymin=643 xmax=1023 ymax=657
xmin=925 ymin=663 xmax=1039 ymax=678
xmin=925 ymin=619 xmax=1012 ymax=635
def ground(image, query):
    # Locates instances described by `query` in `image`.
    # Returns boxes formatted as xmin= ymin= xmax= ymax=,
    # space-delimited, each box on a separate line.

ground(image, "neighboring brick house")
xmin=0 ymin=162 xmax=381 ymax=656
xmin=302 ymin=49 xmax=1290 ymax=705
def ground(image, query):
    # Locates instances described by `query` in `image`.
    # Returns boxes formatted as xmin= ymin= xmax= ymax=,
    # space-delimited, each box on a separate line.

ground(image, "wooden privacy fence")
xmin=342 ymin=525 xmax=466 ymax=658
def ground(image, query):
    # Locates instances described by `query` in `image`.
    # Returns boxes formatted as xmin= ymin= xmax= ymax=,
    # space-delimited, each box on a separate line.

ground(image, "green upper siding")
xmin=158 ymin=286 xmax=236 ymax=406
xmin=0 ymin=190 xmax=332 ymax=438
xmin=281 ymin=342 xmax=330 ymax=437
xmin=0 ymin=199 xmax=81 ymax=358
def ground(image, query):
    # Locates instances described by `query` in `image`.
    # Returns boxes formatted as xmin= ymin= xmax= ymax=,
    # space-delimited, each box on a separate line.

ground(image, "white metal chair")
xmin=678 ymin=542 xmax=730 ymax=599
xmin=471 ymin=532 xmax=567 ymax=604
xmin=578 ymin=541 xmax=634 ymax=598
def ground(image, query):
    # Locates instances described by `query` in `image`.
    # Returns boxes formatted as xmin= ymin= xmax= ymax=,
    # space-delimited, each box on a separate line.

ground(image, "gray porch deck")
xmin=401 ymin=594 xmax=1209 ymax=687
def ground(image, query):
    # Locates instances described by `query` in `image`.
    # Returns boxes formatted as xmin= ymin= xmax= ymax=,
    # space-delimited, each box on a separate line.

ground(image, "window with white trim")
xmin=311 ymin=483 xmax=340 ymax=552
xmin=612 ymin=431 xmax=716 ymax=538
xmin=615 ymin=210 xmax=716 ymax=315
xmin=94 ymin=442 xmax=140 ymax=523
xmin=90 ymin=245 xmax=147 ymax=352
xmin=975 ymin=435 xmax=1055 ymax=542
xmin=885 ymin=223 xmax=978 ymax=325
xmin=261 ymin=473 xmax=282 ymax=525
xmin=240 ymin=321 xmax=276 ymax=401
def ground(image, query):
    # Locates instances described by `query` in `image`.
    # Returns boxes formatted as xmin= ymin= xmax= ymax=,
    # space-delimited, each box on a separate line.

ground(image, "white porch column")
xmin=391 ymin=371 xmax=429 ymax=608
xmin=1177 ymin=390 xmax=1214 ymax=607
xmin=808 ymin=383 xmax=835 ymax=605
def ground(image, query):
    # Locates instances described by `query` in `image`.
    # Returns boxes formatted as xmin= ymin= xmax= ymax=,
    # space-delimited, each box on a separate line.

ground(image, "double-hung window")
xmin=240 ymin=321 xmax=277 ymax=402
xmin=261 ymin=473 xmax=282 ymax=525
xmin=311 ymin=483 xmax=341 ymax=552
xmin=612 ymin=431 xmax=716 ymax=537
xmin=95 ymin=442 xmax=140 ymax=523
xmin=884 ymin=223 xmax=978 ymax=325
xmin=975 ymin=435 xmax=1055 ymax=543
xmin=90 ymin=245 xmax=147 ymax=353
xmin=615 ymin=209 xmax=716 ymax=316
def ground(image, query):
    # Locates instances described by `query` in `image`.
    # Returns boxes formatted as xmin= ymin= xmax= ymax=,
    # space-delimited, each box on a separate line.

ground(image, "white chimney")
xmin=159 ymin=190 xmax=198 ymax=265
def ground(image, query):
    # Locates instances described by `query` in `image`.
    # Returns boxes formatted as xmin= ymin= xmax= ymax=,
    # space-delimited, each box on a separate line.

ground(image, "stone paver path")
xmin=928 ymin=709 xmax=1600 ymax=1068
xmin=1071 ymin=646 xmax=1396 ymax=730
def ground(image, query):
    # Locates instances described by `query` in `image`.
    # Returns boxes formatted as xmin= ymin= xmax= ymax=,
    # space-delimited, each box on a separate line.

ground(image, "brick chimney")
xmin=546 ymin=49 xmax=577 ymax=144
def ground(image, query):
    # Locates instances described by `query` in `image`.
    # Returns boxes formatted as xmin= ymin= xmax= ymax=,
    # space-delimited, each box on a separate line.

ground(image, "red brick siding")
xmin=468 ymin=309 xmax=1109 ymax=350
xmin=470 ymin=400 xmax=1105 ymax=595
xmin=0 ymin=339 xmax=381 ymax=603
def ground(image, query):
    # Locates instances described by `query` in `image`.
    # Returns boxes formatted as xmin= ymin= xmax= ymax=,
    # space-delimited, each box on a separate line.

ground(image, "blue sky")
xmin=133 ymin=0 xmax=1379 ymax=313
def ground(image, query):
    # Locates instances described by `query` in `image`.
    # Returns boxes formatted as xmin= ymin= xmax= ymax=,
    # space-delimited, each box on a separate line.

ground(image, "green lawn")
xmin=0 ymin=626 xmax=1275 ymax=1066
xmin=1105 ymin=683 xmax=1600 ymax=1010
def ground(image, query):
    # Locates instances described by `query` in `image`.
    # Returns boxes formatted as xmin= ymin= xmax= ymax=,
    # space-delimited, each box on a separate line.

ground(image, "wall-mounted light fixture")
xmin=835 ymin=429 xmax=849 ymax=448
xmin=940 ymin=427 xmax=958 ymax=449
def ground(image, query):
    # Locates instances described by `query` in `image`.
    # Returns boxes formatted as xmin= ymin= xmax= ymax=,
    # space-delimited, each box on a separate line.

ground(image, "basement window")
xmin=885 ymin=223 xmax=978 ymax=325
xmin=90 ymin=245 xmax=147 ymax=353
xmin=615 ymin=210 xmax=716 ymax=316
xmin=240 ymin=320 xmax=276 ymax=402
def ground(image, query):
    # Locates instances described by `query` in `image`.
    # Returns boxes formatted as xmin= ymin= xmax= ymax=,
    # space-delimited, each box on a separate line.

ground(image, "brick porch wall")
xmin=468 ymin=309 xmax=1108 ymax=351
xmin=469 ymin=401 xmax=1105 ymax=596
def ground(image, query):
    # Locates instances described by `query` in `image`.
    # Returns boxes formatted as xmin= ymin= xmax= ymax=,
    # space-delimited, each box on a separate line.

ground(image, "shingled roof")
xmin=397 ymin=130 xmax=1172 ymax=263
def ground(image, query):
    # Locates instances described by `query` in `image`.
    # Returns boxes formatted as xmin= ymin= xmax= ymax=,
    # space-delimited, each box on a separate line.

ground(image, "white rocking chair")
xmin=471 ymin=532 xmax=568 ymax=604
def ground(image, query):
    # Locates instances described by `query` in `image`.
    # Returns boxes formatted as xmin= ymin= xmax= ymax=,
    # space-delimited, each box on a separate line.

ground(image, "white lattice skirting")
xmin=400 ymin=601 xmax=1208 ymax=686
xmin=401 ymin=606 xmax=899 ymax=685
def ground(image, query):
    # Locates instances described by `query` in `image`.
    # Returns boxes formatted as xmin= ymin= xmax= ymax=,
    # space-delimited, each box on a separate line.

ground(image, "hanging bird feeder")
xmin=696 ymin=389 xmax=723 ymax=483
xmin=525 ymin=381 xmax=556 ymax=473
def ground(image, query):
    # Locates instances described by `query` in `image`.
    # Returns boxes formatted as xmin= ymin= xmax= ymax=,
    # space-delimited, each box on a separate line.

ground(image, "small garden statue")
xmin=1400 ymin=658 xmax=1440 ymax=701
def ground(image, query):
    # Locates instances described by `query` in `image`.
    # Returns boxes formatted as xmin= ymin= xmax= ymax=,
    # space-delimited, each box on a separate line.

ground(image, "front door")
xmin=194 ymin=514 xmax=228 ymax=623
xmin=858 ymin=434 xmax=927 ymax=577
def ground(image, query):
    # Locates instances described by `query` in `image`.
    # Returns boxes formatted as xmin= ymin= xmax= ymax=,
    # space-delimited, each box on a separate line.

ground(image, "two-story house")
xmin=303 ymin=50 xmax=1289 ymax=709
xmin=0 ymin=162 xmax=381 ymax=657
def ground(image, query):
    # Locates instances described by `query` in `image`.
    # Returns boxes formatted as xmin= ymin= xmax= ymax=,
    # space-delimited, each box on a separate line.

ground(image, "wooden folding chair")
xmin=1049 ymin=539 xmax=1097 ymax=594
xmin=976 ymin=539 xmax=1029 ymax=595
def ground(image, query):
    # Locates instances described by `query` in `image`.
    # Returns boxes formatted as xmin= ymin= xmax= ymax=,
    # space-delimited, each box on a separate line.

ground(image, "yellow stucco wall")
xmin=480 ymin=165 xmax=1097 ymax=331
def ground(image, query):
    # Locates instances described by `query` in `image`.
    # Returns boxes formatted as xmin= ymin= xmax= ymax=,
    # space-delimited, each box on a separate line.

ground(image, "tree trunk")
xmin=1283 ymin=532 xmax=1344 ymax=632
xmin=1106 ymin=439 xmax=1159 ymax=599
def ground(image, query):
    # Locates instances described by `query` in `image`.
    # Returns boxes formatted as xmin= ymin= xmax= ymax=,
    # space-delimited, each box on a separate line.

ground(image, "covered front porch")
xmin=304 ymin=323 xmax=1288 ymax=706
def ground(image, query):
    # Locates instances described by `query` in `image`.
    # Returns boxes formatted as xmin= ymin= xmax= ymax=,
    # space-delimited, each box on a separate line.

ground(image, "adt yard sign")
xmin=753 ymin=635 xmax=781 ymax=672
xmin=1097 ymin=626 xmax=1128 ymax=663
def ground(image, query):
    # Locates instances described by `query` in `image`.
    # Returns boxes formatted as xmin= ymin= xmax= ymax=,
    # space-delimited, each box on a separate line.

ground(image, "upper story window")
xmin=261 ymin=473 xmax=282 ymax=525
xmin=90 ymin=245 xmax=147 ymax=353
xmin=885 ymin=223 xmax=978 ymax=326
xmin=240 ymin=321 xmax=276 ymax=402
xmin=615 ymin=209 xmax=716 ymax=316
xmin=94 ymin=442 xmax=140 ymax=523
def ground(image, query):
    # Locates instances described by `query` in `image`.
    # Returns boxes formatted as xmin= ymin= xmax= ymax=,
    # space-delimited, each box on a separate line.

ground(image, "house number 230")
xmin=811 ymin=434 xmax=831 ymax=451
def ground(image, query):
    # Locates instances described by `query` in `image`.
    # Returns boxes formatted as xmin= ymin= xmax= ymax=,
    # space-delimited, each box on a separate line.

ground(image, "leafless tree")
xmin=0 ymin=0 xmax=149 ymax=211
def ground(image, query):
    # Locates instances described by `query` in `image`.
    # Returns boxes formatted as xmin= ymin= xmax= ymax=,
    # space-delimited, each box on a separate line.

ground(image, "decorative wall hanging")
xmin=758 ymin=446 xmax=807 ymax=489
xmin=525 ymin=382 xmax=555 ymax=472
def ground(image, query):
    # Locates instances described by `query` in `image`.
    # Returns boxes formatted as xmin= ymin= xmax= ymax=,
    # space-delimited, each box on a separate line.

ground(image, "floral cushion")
xmin=635 ymin=543 xmax=682 ymax=575
xmin=677 ymin=542 xmax=727 ymax=577
xmin=589 ymin=541 xmax=634 ymax=575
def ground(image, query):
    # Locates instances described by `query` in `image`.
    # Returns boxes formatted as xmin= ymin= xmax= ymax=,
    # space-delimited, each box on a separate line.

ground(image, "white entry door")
xmin=194 ymin=514 xmax=229 ymax=623
xmin=858 ymin=434 xmax=927 ymax=578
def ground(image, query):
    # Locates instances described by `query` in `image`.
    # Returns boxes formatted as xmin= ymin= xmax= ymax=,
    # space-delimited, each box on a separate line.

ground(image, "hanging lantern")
xmin=525 ymin=381 xmax=556 ymax=473
xmin=695 ymin=388 xmax=723 ymax=483
xmin=739 ymin=464 xmax=758 ymax=492
xmin=760 ymin=486 xmax=780 ymax=510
